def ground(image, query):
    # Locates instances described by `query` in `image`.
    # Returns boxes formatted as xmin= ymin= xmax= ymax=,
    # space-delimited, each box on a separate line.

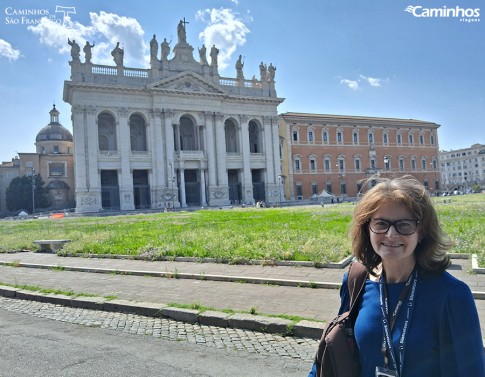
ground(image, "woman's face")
xmin=368 ymin=202 xmax=420 ymax=266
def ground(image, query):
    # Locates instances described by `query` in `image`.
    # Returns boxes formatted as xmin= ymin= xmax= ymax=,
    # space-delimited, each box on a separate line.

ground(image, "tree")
xmin=6 ymin=175 xmax=49 ymax=213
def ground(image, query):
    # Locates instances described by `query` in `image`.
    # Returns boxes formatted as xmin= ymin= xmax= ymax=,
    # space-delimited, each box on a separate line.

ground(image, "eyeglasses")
xmin=369 ymin=218 xmax=420 ymax=235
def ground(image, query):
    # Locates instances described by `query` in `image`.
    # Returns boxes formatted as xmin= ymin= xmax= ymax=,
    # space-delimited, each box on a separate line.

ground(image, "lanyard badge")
xmin=375 ymin=366 xmax=398 ymax=377
xmin=377 ymin=268 xmax=418 ymax=377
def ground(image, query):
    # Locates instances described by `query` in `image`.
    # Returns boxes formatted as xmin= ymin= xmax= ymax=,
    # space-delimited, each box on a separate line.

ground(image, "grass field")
xmin=1 ymin=194 xmax=484 ymax=266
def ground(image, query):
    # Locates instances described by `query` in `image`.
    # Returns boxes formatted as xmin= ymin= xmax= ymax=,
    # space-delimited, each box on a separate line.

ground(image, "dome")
xmin=36 ymin=105 xmax=73 ymax=143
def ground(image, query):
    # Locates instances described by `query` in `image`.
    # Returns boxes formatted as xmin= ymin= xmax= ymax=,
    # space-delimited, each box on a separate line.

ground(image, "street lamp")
xmin=277 ymin=174 xmax=282 ymax=207
xmin=336 ymin=163 xmax=343 ymax=197
xmin=384 ymin=156 xmax=389 ymax=172
xmin=168 ymin=160 xmax=175 ymax=210
xmin=31 ymin=168 xmax=35 ymax=215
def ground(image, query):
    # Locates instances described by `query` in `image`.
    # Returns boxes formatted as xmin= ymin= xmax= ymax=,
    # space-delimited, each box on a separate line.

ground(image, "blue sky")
xmin=0 ymin=0 xmax=483 ymax=163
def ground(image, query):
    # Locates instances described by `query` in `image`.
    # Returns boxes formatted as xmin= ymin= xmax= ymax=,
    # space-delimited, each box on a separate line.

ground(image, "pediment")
xmin=147 ymin=72 xmax=227 ymax=95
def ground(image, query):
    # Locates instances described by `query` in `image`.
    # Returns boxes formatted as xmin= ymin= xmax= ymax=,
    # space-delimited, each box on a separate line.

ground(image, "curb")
xmin=0 ymin=285 xmax=324 ymax=340
xmin=0 ymin=261 xmax=342 ymax=290
xmin=59 ymin=253 xmax=355 ymax=269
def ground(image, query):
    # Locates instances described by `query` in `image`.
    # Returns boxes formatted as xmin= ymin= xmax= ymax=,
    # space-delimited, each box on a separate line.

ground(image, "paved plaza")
xmin=0 ymin=252 xmax=484 ymax=341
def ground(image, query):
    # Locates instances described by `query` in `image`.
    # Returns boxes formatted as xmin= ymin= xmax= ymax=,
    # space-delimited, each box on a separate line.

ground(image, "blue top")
xmin=309 ymin=270 xmax=485 ymax=377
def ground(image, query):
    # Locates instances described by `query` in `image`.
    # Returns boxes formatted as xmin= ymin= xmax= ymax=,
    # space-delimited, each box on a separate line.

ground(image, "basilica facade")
xmin=63 ymin=22 xmax=283 ymax=213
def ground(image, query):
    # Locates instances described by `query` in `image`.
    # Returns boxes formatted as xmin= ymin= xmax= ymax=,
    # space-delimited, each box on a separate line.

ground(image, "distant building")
xmin=439 ymin=143 xmax=485 ymax=192
xmin=63 ymin=21 xmax=283 ymax=213
xmin=0 ymin=106 xmax=74 ymax=215
xmin=279 ymin=112 xmax=441 ymax=200
xmin=0 ymin=158 xmax=20 ymax=213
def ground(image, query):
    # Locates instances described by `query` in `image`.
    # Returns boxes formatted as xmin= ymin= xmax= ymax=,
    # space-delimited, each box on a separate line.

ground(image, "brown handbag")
xmin=314 ymin=261 xmax=368 ymax=377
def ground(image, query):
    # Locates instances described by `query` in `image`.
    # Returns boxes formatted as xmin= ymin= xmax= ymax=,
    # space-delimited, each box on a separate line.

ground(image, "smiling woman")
xmin=309 ymin=175 xmax=485 ymax=377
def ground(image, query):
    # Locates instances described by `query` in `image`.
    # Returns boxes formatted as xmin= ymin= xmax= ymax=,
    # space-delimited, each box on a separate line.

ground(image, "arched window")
xmin=98 ymin=112 xmax=117 ymax=151
xmin=179 ymin=115 xmax=197 ymax=151
xmin=129 ymin=114 xmax=147 ymax=151
xmin=225 ymin=119 xmax=239 ymax=153
xmin=249 ymin=120 xmax=262 ymax=153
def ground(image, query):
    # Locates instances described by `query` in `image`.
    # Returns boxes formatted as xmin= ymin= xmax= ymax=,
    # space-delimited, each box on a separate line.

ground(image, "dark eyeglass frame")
xmin=368 ymin=218 xmax=420 ymax=235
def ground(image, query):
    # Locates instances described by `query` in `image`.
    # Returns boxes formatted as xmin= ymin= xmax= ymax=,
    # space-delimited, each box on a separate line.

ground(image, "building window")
xmin=26 ymin=161 xmax=33 ymax=168
xmin=53 ymin=145 xmax=59 ymax=153
xmin=326 ymin=182 xmax=333 ymax=195
xmin=421 ymin=159 xmax=427 ymax=170
xmin=311 ymin=183 xmax=318 ymax=196
xmin=292 ymin=130 xmax=299 ymax=142
xmin=368 ymin=132 xmax=374 ymax=144
xmin=411 ymin=159 xmax=417 ymax=171
xmin=310 ymin=159 xmax=316 ymax=172
xmin=409 ymin=134 xmax=414 ymax=145
xmin=324 ymin=159 xmax=331 ymax=172
xmin=383 ymin=133 xmax=389 ymax=145
xmin=49 ymin=162 xmax=65 ymax=177
xmin=337 ymin=132 xmax=343 ymax=144
xmin=355 ymin=159 xmax=361 ymax=172
xmin=353 ymin=132 xmax=358 ymax=145
xmin=296 ymin=184 xmax=303 ymax=200
xmin=419 ymin=134 xmax=424 ymax=145
xmin=430 ymin=135 xmax=435 ymax=145
xmin=323 ymin=131 xmax=328 ymax=144
xmin=295 ymin=159 xmax=301 ymax=172
xmin=399 ymin=159 xmax=404 ymax=171
xmin=397 ymin=134 xmax=402 ymax=146
xmin=308 ymin=131 xmax=314 ymax=142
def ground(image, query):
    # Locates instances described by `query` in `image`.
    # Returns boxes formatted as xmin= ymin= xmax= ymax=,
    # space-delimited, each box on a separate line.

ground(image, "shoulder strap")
xmin=347 ymin=261 xmax=368 ymax=313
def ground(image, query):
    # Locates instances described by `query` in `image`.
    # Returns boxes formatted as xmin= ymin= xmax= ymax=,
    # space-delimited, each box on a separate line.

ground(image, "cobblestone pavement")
xmin=0 ymin=296 xmax=318 ymax=362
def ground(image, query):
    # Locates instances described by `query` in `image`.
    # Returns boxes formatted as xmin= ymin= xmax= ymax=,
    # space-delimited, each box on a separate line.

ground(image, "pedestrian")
xmin=309 ymin=175 xmax=485 ymax=377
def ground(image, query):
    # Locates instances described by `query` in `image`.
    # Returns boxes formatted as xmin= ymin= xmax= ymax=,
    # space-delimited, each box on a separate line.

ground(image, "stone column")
xmin=200 ymin=163 xmax=207 ymax=206
xmin=204 ymin=112 xmax=217 ymax=188
xmin=214 ymin=113 xmax=227 ymax=186
xmin=163 ymin=109 xmax=175 ymax=185
xmin=240 ymin=115 xmax=254 ymax=204
xmin=118 ymin=108 xmax=135 ymax=210
xmin=212 ymin=112 xmax=230 ymax=205
xmin=179 ymin=167 xmax=187 ymax=207
xmin=263 ymin=116 xmax=276 ymax=185
xmin=150 ymin=108 xmax=165 ymax=209
xmin=163 ymin=110 xmax=178 ymax=207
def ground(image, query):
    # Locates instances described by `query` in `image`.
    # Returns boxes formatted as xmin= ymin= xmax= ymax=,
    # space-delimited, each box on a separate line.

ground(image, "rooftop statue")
xmin=83 ymin=41 xmax=95 ymax=63
xmin=150 ymin=34 xmax=158 ymax=60
xmin=198 ymin=44 xmax=208 ymax=65
xmin=111 ymin=42 xmax=124 ymax=66
xmin=210 ymin=45 xmax=219 ymax=67
xmin=259 ymin=62 xmax=267 ymax=81
xmin=177 ymin=19 xmax=187 ymax=43
xmin=236 ymin=55 xmax=244 ymax=80
xmin=268 ymin=63 xmax=276 ymax=81
xmin=68 ymin=38 xmax=80 ymax=62
xmin=161 ymin=38 xmax=171 ymax=61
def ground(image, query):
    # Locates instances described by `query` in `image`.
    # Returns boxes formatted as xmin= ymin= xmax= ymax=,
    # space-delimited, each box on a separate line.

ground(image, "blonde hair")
xmin=350 ymin=175 xmax=451 ymax=274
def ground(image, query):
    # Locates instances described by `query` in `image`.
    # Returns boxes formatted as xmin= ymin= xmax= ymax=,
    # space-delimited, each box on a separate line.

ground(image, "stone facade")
xmin=0 ymin=106 xmax=74 ymax=215
xmin=439 ymin=143 xmax=485 ymax=193
xmin=279 ymin=112 xmax=441 ymax=200
xmin=63 ymin=22 xmax=283 ymax=213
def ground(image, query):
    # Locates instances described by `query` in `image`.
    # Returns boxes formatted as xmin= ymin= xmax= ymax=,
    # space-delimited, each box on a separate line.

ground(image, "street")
xmin=0 ymin=298 xmax=316 ymax=376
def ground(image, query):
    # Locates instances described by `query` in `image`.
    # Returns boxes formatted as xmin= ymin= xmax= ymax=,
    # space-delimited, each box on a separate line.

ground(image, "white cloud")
xmin=359 ymin=74 xmax=388 ymax=87
xmin=0 ymin=39 xmax=21 ymax=61
xmin=340 ymin=79 xmax=359 ymax=90
xmin=196 ymin=8 xmax=251 ymax=70
xmin=28 ymin=12 xmax=147 ymax=67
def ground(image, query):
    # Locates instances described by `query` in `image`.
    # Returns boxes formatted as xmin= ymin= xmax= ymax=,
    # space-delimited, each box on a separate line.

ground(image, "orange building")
xmin=279 ymin=112 xmax=441 ymax=201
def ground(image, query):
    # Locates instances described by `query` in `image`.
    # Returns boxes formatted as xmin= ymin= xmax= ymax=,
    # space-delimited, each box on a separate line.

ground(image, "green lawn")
xmin=1 ymin=194 xmax=484 ymax=266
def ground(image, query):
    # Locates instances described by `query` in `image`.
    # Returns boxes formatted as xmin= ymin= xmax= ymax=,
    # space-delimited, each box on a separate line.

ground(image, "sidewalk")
xmin=0 ymin=252 xmax=484 ymax=339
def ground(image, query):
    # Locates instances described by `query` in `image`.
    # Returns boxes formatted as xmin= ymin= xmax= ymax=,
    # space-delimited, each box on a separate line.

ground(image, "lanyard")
xmin=379 ymin=267 xmax=418 ymax=376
